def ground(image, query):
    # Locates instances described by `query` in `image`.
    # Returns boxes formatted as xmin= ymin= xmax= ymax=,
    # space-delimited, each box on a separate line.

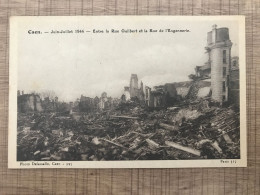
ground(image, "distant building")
xmin=94 ymin=96 xmax=100 ymax=110
xmin=18 ymin=93 xmax=43 ymax=113
xmin=79 ymin=95 xmax=96 ymax=112
xmin=122 ymin=74 xmax=145 ymax=102
xmin=99 ymin=92 xmax=108 ymax=110
xmin=145 ymin=86 xmax=152 ymax=107
xmin=130 ymin=74 xmax=139 ymax=98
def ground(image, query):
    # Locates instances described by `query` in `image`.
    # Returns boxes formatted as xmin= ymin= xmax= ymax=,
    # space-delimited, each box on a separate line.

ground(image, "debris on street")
xmin=17 ymin=98 xmax=240 ymax=161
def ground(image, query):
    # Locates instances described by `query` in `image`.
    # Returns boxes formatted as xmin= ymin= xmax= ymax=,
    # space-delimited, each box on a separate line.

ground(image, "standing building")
xmin=206 ymin=24 xmax=232 ymax=102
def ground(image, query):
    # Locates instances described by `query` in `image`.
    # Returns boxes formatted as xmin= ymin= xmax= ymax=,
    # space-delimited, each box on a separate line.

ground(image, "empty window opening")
xmin=223 ymin=67 xmax=226 ymax=77
xmin=223 ymin=50 xmax=227 ymax=63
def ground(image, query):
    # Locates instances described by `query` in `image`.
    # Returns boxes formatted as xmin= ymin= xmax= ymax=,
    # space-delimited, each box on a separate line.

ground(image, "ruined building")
xmin=18 ymin=92 xmax=43 ymax=113
xmin=195 ymin=62 xmax=211 ymax=79
xmin=229 ymin=57 xmax=240 ymax=105
xmin=123 ymin=74 xmax=144 ymax=101
xmin=79 ymin=95 xmax=96 ymax=112
xmin=206 ymin=24 xmax=233 ymax=102
xmin=78 ymin=92 xmax=119 ymax=112
xmin=123 ymin=25 xmax=239 ymax=107
xmin=41 ymin=96 xmax=58 ymax=112
xmin=145 ymin=83 xmax=178 ymax=108
xmin=192 ymin=26 xmax=239 ymax=104
xmin=130 ymin=74 xmax=139 ymax=98
xmin=99 ymin=92 xmax=108 ymax=110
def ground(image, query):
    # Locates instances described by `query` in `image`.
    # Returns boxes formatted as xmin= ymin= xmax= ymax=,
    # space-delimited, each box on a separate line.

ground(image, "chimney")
xmin=212 ymin=24 xmax=217 ymax=43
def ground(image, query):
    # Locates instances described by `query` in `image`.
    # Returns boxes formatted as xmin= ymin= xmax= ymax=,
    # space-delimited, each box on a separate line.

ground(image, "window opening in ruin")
xmin=223 ymin=50 xmax=227 ymax=63
xmin=223 ymin=67 xmax=226 ymax=77
xmin=223 ymin=81 xmax=226 ymax=92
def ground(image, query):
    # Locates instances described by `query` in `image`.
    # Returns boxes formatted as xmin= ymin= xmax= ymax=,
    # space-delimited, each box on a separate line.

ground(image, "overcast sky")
xmin=16 ymin=17 xmax=240 ymax=101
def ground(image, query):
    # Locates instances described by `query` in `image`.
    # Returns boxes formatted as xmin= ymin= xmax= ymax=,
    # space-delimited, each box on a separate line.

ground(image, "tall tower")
xmin=206 ymin=25 xmax=232 ymax=102
xmin=130 ymin=74 xmax=138 ymax=97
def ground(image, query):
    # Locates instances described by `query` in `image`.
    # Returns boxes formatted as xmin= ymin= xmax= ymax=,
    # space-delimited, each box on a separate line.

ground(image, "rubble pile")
xmin=17 ymin=99 xmax=240 ymax=161
xmin=186 ymin=80 xmax=211 ymax=100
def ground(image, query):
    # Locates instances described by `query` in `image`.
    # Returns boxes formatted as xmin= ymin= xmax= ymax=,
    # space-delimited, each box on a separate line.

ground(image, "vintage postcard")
xmin=9 ymin=16 xmax=246 ymax=168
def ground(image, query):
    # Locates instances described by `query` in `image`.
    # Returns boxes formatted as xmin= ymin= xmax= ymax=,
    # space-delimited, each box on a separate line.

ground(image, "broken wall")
xmin=18 ymin=94 xmax=43 ymax=113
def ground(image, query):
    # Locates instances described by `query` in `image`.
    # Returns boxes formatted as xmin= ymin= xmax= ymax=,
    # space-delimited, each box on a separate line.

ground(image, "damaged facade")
xmin=144 ymin=80 xmax=211 ymax=108
xmin=206 ymin=24 xmax=233 ymax=102
xmin=193 ymin=25 xmax=239 ymax=104
xmin=79 ymin=95 xmax=98 ymax=112
xmin=41 ymin=96 xmax=59 ymax=112
xmin=123 ymin=74 xmax=180 ymax=108
xmin=18 ymin=92 xmax=43 ymax=113
xmin=135 ymin=25 xmax=239 ymax=107
xmin=195 ymin=62 xmax=211 ymax=79
xmin=145 ymin=83 xmax=178 ymax=108
xmin=123 ymin=74 xmax=145 ymax=102
xmin=79 ymin=92 xmax=120 ymax=112
xmin=229 ymin=56 xmax=239 ymax=105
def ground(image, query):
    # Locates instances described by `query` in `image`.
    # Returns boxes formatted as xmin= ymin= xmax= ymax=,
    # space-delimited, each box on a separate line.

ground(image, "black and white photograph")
xmin=9 ymin=16 xmax=246 ymax=168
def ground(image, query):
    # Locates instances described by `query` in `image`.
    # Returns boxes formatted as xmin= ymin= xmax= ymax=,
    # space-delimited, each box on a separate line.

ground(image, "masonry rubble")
xmin=17 ymin=96 xmax=240 ymax=161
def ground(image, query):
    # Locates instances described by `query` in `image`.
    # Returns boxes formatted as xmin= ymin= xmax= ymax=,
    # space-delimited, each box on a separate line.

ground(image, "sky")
xmin=16 ymin=17 xmax=240 ymax=101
